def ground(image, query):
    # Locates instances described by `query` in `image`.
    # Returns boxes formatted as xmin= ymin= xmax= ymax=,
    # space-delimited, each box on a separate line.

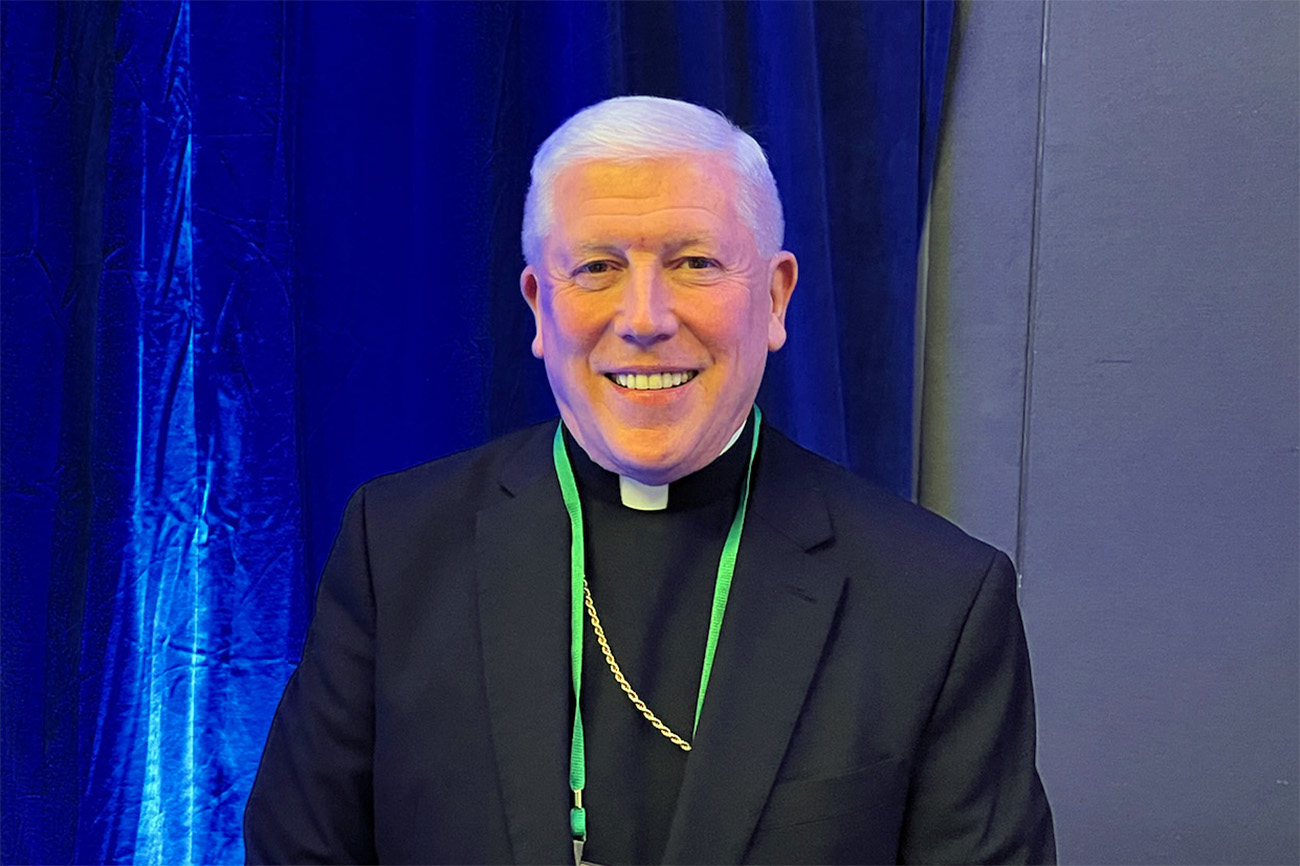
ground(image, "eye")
xmin=681 ymin=256 xmax=719 ymax=270
xmin=570 ymin=259 xmax=622 ymax=290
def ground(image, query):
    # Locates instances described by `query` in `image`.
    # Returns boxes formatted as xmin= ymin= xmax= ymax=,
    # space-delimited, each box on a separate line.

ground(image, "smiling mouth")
xmin=606 ymin=371 xmax=698 ymax=391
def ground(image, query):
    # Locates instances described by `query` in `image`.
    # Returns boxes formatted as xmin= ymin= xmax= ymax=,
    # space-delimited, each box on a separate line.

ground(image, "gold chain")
xmin=582 ymin=579 xmax=692 ymax=752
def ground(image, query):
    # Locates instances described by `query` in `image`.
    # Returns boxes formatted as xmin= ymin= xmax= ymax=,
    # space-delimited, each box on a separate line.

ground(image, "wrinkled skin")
xmin=521 ymin=153 xmax=798 ymax=485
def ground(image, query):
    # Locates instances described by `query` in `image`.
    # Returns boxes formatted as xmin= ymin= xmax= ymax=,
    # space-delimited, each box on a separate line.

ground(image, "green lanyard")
xmin=551 ymin=405 xmax=762 ymax=860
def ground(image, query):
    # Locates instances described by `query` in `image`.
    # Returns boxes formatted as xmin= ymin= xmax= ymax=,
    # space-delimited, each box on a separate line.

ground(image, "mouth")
xmin=605 ymin=370 xmax=699 ymax=391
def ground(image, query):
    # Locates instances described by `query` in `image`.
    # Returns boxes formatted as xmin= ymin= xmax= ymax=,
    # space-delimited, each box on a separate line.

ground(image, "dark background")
xmin=0 ymin=2 xmax=951 ymax=862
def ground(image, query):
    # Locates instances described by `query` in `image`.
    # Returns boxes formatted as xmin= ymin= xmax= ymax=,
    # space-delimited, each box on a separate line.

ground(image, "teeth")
xmin=612 ymin=371 xmax=696 ymax=390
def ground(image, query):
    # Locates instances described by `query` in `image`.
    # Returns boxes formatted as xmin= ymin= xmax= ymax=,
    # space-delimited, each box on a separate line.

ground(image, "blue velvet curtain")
xmin=0 ymin=1 xmax=952 ymax=862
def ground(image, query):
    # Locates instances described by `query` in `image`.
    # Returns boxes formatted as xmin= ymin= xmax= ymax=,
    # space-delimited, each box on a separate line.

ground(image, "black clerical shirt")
xmin=563 ymin=415 xmax=754 ymax=865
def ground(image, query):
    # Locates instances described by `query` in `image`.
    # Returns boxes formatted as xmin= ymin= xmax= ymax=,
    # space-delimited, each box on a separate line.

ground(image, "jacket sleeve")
xmin=244 ymin=486 xmax=380 ymax=864
xmin=898 ymin=551 xmax=1056 ymax=865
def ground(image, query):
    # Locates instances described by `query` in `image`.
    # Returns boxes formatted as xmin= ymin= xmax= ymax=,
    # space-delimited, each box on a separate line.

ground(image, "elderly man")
xmin=245 ymin=96 xmax=1055 ymax=865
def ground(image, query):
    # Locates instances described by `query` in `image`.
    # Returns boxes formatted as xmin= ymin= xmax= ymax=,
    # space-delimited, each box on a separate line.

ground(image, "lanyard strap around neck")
xmin=552 ymin=405 xmax=762 ymax=845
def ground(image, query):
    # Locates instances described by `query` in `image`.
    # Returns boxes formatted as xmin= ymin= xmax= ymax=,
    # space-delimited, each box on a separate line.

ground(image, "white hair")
xmin=521 ymin=96 xmax=784 ymax=265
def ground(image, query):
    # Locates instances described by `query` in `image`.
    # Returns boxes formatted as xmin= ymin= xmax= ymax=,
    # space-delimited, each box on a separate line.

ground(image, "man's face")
xmin=521 ymin=153 xmax=797 ymax=485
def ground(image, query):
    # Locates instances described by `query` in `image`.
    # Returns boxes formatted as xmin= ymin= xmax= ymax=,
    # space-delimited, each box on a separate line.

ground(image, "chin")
xmin=602 ymin=445 xmax=683 ymax=484
xmin=602 ymin=433 xmax=720 ymax=485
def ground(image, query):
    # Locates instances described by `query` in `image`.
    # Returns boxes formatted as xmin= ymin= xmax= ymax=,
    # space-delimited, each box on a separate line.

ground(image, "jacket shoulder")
xmin=356 ymin=419 xmax=555 ymax=522
xmin=761 ymin=426 xmax=1005 ymax=584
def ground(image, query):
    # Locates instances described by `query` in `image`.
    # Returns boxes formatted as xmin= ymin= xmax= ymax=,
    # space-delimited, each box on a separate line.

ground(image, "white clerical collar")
xmin=618 ymin=422 xmax=748 ymax=511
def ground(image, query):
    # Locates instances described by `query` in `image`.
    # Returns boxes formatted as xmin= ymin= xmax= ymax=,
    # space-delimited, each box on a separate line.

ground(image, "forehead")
xmin=549 ymin=154 xmax=743 ymax=245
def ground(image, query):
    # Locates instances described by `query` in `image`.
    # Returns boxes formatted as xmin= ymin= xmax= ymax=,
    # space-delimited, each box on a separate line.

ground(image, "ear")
xmin=765 ymin=252 xmax=798 ymax=352
xmin=520 ymin=266 xmax=545 ymax=359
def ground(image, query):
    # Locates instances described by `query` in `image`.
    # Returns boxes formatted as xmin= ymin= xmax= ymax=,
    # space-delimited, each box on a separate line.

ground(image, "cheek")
xmin=695 ymin=295 xmax=770 ymax=356
xmin=545 ymin=295 xmax=608 ymax=356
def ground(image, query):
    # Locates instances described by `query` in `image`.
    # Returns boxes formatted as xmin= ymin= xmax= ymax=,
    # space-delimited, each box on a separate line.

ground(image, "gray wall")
xmin=920 ymin=1 xmax=1299 ymax=863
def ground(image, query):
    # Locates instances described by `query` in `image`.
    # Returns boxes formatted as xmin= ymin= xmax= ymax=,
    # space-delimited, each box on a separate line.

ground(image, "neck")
xmin=618 ymin=420 xmax=748 ymax=511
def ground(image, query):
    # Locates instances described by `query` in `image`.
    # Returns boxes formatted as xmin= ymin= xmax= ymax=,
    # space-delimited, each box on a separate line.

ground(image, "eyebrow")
xmin=569 ymin=242 xmax=627 ymax=259
xmin=664 ymin=235 xmax=717 ymax=253
xmin=566 ymin=236 xmax=720 ymax=258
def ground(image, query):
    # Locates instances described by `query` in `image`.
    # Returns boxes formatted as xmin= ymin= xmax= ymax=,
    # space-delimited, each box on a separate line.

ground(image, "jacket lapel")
xmin=476 ymin=424 xmax=573 ymax=865
xmin=662 ymin=431 xmax=844 ymax=865
xmin=477 ymin=423 xmax=844 ymax=865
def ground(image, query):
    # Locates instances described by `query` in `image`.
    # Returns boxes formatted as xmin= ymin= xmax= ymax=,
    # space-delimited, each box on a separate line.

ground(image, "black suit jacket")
xmin=245 ymin=420 xmax=1055 ymax=864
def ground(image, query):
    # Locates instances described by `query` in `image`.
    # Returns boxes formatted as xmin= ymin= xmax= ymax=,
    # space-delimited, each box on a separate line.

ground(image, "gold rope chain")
xmin=581 ymin=579 xmax=692 ymax=752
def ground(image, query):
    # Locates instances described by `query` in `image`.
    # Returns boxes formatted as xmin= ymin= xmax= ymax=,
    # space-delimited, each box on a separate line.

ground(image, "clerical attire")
xmin=565 ymin=414 xmax=753 ymax=865
xmin=245 ymin=411 xmax=1055 ymax=864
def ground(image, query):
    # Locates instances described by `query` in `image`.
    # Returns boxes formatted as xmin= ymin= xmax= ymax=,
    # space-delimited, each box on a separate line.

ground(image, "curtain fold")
xmin=0 ymin=2 xmax=953 ymax=862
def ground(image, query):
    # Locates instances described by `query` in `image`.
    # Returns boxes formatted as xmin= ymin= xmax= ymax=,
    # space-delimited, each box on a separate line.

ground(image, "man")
xmin=245 ymin=96 xmax=1055 ymax=865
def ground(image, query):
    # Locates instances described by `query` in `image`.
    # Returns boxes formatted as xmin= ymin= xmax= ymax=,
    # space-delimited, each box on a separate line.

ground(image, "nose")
xmin=613 ymin=259 xmax=677 ymax=346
